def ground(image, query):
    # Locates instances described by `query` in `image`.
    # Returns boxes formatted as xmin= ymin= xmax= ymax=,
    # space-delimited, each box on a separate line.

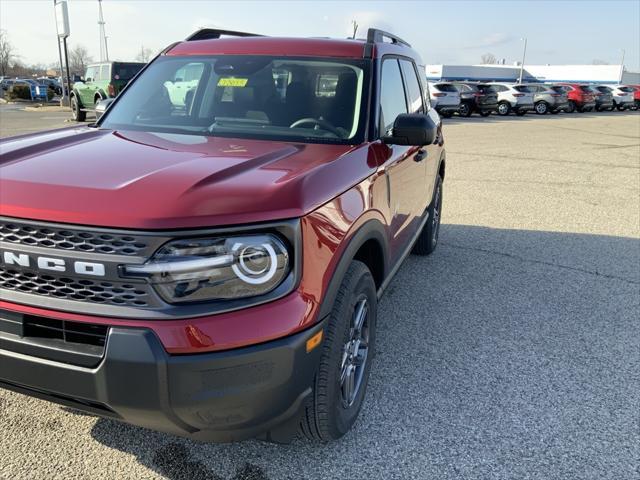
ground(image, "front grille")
xmin=0 ymin=308 xmax=109 ymax=367
xmin=0 ymin=267 xmax=153 ymax=307
xmin=0 ymin=220 xmax=149 ymax=256
xmin=23 ymin=316 xmax=108 ymax=348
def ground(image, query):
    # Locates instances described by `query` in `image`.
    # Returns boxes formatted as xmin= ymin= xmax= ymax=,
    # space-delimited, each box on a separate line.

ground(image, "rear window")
xmin=435 ymin=83 xmax=458 ymax=92
xmin=454 ymin=83 xmax=477 ymax=92
xmin=578 ymin=86 xmax=593 ymax=93
xmin=112 ymin=63 xmax=144 ymax=81
xmin=551 ymin=86 xmax=568 ymax=93
xmin=618 ymin=86 xmax=634 ymax=92
xmin=596 ymin=86 xmax=611 ymax=93
xmin=513 ymin=85 xmax=533 ymax=93
xmin=477 ymin=84 xmax=497 ymax=93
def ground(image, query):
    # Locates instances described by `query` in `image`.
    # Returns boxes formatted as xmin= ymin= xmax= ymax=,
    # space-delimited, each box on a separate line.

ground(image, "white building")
xmin=426 ymin=64 xmax=639 ymax=85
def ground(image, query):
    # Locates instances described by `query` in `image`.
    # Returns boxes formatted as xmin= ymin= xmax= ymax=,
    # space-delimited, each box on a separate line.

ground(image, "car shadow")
xmin=86 ymin=224 xmax=640 ymax=479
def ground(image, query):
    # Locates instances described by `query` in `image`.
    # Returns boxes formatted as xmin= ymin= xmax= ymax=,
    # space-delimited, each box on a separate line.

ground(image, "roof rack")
xmin=186 ymin=28 xmax=263 ymax=41
xmin=366 ymin=28 xmax=411 ymax=47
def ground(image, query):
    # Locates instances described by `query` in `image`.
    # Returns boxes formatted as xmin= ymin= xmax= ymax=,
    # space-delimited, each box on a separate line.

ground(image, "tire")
xmin=534 ymin=101 xmax=548 ymax=115
xmin=70 ymin=94 xmax=86 ymax=122
xmin=616 ymin=104 xmax=626 ymax=111
xmin=412 ymin=175 xmax=443 ymax=256
xmin=458 ymin=102 xmax=472 ymax=117
xmin=566 ymin=101 xmax=576 ymax=113
xmin=479 ymin=110 xmax=491 ymax=117
xmin=497 ymin=101 xmax=511 ymax=116
xmin=300 ymin=260 xmax=377 ymax=442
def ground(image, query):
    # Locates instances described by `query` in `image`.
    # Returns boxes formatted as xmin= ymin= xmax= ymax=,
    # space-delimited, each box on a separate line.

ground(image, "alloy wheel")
xmin=340 ymin=297 xmax=370 ymax=408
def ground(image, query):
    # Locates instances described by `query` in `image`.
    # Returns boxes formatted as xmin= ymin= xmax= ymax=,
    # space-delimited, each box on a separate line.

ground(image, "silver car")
xmin=526 ymin=84 xmax=569 ymax=114
xmin=489 ymin=83 xmax=535 ymax=116
xmin=428 ymin=82 xmax=461 ymax=118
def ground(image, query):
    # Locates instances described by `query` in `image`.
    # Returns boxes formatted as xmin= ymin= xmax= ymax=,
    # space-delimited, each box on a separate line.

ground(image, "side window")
xmin=399 ymin=59 xmax=424 ymax=114
xmin=100 ymin=65 xmax=110 ymax=82
xmin=380 ymin=59 xmax=408 ymax=133
xmin=85 ymin=66 xmax=97 ymax=82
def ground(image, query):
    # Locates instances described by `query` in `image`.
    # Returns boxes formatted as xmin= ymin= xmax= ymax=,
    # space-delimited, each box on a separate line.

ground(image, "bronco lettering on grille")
xmin=1 ymin=250 xmax=106 ymax=277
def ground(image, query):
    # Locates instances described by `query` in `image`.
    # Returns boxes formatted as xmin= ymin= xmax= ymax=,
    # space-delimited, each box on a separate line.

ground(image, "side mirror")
xmin=95 ymin=97 xmax=115 ymax=119
xmin=383 ymin=113 xmax=437 ymax=146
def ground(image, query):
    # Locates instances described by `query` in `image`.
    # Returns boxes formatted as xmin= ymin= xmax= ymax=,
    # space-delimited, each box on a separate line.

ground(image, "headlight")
xmin=124 ymin=234 xmax=289 ymax=304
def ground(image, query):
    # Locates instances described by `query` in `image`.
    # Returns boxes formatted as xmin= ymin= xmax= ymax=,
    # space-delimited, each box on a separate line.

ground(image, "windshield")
xmin=101 ymin=55 xmax=369 ymax=144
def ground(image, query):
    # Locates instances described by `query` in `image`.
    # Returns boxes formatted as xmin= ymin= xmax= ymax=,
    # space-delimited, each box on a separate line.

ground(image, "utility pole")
xmin=98 ymin=0 xmax=108 ymax=62
xmin=518 ymin=37 xmax=527 ymax=84
xmin=619 ymin=49 xmax=625 ymax=83
xmin=351 ymin=20 xmax=358 ymax=39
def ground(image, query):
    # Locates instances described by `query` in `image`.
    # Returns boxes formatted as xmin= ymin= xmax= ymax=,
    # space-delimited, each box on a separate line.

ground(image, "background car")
xmin=630 ymin=85 xmax=640 ymax=110
xmin=591 ymin=85 xmax=615 ymax=111
xmin=527 ymin=84 xmax=569 ymax=114
xmin=489 ymin=83 xmax=535 ymax=116
xmin=428 ymin=82 xmax=461 ymax=118
xmin=71 ymin=61 xmax=145 ymax=121
xmin=603 ymin=85 xmax=635 ymax=111
xmin=36 ymin=77 xmax=62 ymax=95
xmin=557 ymin=83 xmax=596 ymax=113
xmin=453 ymin=82 xmax=498 ymax=117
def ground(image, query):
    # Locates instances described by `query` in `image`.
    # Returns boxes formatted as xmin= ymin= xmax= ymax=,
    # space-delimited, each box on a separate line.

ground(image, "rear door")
xmin=378 ymin=58 xmax=429 ymax=259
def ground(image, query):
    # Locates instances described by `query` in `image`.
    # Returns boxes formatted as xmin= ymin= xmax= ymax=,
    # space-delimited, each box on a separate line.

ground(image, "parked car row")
xmin=428 ymin=81 xmax=640 ymax=117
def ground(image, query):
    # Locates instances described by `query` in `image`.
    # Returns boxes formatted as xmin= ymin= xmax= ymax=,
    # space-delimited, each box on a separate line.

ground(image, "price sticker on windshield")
xmin=218 ymin=78 xmax=249 ymax=87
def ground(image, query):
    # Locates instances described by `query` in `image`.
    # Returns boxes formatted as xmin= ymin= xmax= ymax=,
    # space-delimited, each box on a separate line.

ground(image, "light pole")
xmin=53 ymin=0 xmax=67 ymax=105
xmin=619 ymin=49 xmax=625 ymax=82
xmin=518 ymin=37 xmax=527 ymax=84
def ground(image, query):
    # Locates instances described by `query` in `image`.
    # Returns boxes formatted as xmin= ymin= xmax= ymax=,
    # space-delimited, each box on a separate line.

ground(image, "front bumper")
xmin=0 ymin=318 xmax=325 ymax=443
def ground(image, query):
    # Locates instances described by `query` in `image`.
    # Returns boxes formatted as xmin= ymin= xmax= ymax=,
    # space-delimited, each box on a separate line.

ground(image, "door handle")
xmin=414 ymin=149 xmax=427 ymax=162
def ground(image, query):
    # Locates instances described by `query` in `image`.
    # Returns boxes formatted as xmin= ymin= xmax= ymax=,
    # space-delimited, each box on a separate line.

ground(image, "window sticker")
xmin=218 ymin=77 xmax=249 ymax=87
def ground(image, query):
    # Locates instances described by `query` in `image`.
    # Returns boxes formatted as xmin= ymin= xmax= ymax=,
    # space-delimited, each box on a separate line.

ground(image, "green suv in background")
xmin=71 ymin=61 xmax=145 ymax=121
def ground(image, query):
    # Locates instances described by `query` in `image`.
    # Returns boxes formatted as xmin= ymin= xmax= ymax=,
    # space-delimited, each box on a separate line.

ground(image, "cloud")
xmin=464 ymin=32 xmax=514 ymax=49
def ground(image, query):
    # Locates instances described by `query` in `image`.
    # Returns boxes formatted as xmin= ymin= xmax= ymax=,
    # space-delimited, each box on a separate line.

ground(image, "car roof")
xmin=166 ymin=30 xmax=423 ymax=62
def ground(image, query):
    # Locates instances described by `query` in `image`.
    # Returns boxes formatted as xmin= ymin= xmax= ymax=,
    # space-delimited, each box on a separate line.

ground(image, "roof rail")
xmin=186 ymin=28 xmax=263 ymax=41
xmin=366 ymin=28 xmax=411 ymax=47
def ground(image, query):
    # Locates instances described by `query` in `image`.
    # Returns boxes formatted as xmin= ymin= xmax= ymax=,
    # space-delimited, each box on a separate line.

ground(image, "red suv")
xmin=0 ymin=29 xmax=445 ymax=443
xmin=556 ymin=83 xmax=597 ymax=112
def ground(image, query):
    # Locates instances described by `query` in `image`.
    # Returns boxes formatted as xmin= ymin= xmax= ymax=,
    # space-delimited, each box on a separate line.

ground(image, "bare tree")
xmin=69 ymin=44 xmax=93 ymax=76
xmin=480 ymin=53 xmax=498 ymax=64
xmin=135 ymin=45 xmax=153 ymax=63
xmin=592 ymin=59 xmax=610 ymax=65
xmin=0 ymin=29 xmax=15 ymax=76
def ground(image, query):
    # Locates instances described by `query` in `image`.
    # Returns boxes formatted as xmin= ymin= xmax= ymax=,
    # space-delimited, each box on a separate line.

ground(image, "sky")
xmin=1 ymin=0 xmax=639 ymax=71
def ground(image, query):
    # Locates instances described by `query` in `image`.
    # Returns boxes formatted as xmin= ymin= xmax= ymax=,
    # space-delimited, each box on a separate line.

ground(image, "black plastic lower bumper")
xmin=0 ymin=319 xmax=325 ymax=443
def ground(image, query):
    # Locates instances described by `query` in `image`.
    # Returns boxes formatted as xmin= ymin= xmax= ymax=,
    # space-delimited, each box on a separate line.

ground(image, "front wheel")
xmin=616 ymin=104 xmax=626 ymax=111
xmin=497 ymin=102 xmax=511 ymax=116
xmin=566 ymin=101 xmax=576 ymax=113
xmin=300 ymin=260 xmax=377 ymax=442
xmin=412 ymin=175 xmax=443 ymax=256
xmin=535 ymin=101 xmax=548 ymax=114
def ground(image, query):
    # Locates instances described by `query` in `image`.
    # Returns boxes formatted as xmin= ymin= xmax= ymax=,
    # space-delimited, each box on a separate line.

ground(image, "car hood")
xmin=0 ymin=128 xmax=371 ymax=229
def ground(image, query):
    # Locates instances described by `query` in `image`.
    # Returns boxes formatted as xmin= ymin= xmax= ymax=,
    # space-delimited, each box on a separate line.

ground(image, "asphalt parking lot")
xmin=0 ymin=108 xmax=639 ymax=480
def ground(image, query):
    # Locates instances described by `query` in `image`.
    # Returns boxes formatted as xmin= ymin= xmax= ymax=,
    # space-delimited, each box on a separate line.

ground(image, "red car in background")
xmin=630 ymin=85 xmax=640 ymax=110
xmin=556 ymin=83 xmax=597 ymax=113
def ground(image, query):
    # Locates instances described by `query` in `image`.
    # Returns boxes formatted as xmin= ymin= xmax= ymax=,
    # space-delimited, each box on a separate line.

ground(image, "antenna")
xmin=98 ymin=0 xmax=109 ymax=61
